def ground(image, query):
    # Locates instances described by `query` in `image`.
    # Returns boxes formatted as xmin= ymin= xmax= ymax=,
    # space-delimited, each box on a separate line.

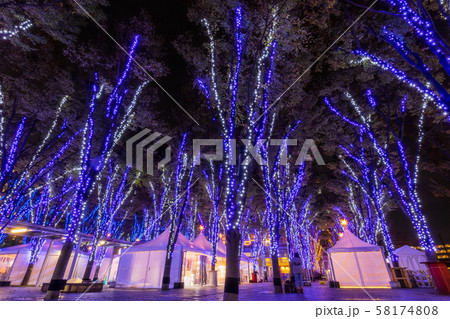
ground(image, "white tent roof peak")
xmin=329 ymin=229 xmax=380 ymax=252
xmin=193 ymin=231 xmax=212 ymax=251
xmin=191 ymin=233 xmax=250 ymax=262
xmin=129 ymin=228 xmax=206 ymax=253
xmin=394 ymin=245 xmax=426 ymax=256
xmin=218 ymin=239 xmax=227 ymax=254
xmin=193 ymin=232 xmax=227 ymax=258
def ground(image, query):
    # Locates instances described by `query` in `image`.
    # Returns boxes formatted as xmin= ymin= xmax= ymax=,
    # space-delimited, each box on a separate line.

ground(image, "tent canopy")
xmin=193 ymin=232 xmax=226 ymax=258
xmin=329 ymin=229 xmax=380 ymax=253
xmin=218 ymin=239 xmax=226 ymax=255
xmin=328 ymin=229 xmax=391 ymax=288
xmin=217 ymin=236 xmax=251 ymax=262
xmin=394 ymin=245 xmax=425 ymax=256
xmin=128 ymin=228 xmax=206 ymax=254
xmin=192 ymin=232 xmax=212 ymax=251
xmin=0 ymin=240 xmax=65 ymax=255
xmin=192 ymin=233 xmax=252 ymax=262
xmin=0 ymin=240 xmax=90 ymax=258
xmin=116 ymin=229 xmax=208 ymax=288
xmin=393 ymin=245 xmax=428 ymax=271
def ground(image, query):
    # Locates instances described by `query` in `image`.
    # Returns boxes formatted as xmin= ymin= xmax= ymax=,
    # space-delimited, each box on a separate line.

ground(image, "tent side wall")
xmin=3 ymin=250 xmax=30 ymax=285
xmin=116 ymin=251 xmax=151 ymax=288
xmin=330 ymin=250 xmax=391 ymax=288
xmin=1 ymin=247 xmax=89 ymax=286
xmin=330 ymin=251 xmax=361 ymax=287
xmin=97 ymin=255 xmax=121 ymax=282
xmin=116 ymin=250 xmax=181 ymax=289
xmin=358 ymin=251 xmax=391 ymax=287
xmin=398 ymin=255 xmax=428 ymax=271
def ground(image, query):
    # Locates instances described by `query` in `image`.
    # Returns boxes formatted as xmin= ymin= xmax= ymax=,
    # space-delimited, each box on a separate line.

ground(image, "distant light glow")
xmin=10 ymin=228 xmax=29 ymax=234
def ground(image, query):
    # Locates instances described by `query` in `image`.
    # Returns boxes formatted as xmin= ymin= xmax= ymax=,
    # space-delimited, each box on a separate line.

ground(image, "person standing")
xmin=292 ymin=252 xmax=303 ymax=293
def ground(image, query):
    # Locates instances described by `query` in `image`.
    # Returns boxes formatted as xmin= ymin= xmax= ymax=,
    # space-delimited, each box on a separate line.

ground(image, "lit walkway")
xmin=0 ymin=282 xmax=449 ymax=301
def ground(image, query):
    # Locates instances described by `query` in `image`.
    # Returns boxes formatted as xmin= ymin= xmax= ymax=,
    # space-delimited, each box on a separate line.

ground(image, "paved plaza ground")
xmin=0 ymin=282 xmax=449 ymax=301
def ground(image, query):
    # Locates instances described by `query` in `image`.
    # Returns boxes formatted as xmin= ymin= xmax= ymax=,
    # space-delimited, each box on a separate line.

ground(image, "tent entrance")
xmin=0 ymin=254 xmax=16 ymax=281
xmin=183 ymin=252 xmax=209 ymax=287
xmin=216 ymin=257 xmax=226 ymax=285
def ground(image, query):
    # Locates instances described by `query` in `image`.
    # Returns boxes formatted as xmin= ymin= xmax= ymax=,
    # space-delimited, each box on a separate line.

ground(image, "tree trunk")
xmin=161 ymin=222 xmax=182 ymax=290
xmin=93 ymin=265 xmax=101 ymax=281
xmin=223 ymin=229 xmax=240 ymax=301
xmin=210 ymin=261 xmax=218 ymax=287
xmin=271 ymin=252 xmax=282 ymax=293
xmin=161 ymin=193 xmax=187 ymax=290
xmin=161 ymin=254 xmax=173 ymax=290
xmin=44 ymin=241 xmax=74 ymax=301
xmin=83 ymin=258 xmax=95 ymax=282
xmin=20 ymin=262 xmax=34 ymax=286
xmin=289 ymin=261 xmax=294 ymax=281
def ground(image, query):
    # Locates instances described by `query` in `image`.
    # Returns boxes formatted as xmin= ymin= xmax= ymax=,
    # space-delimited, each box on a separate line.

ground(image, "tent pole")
xmin=328 ymin=253 xmax=337 ymax=283
xmin=353 ymin=251 xmax=365 ymax=286
xmin=381 ymin=250 xmax=394 ymax=282
xmin=353 ymin=252 xmax=365 ymax=287
xmin=67 ymin=236 xmax=82 ymax=279
xmin=182 ymin=251 xmax=187 ymax=285
xmin=35 ymin=239 xmax=54 ymax=287
xmin=143 ymin=251 xmax=151 ymax=288
xmin=179 ymin=250 xmax=184 ymax=284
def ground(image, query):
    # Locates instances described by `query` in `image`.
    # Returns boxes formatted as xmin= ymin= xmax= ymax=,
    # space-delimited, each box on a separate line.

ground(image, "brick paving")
xmin=0 ymin=282 xmax=449 ymax=301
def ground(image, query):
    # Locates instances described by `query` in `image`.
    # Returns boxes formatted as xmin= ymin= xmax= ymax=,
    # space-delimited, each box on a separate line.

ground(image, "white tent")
xmin=393 ymin=245 xmax=428 ymax=271
xmin=328 ymin=229 xmax=392 ymax=288
xmin=215 ymin=236 xmax=253 ymax=264
xmin=217 ymin=238 xmax=227 ymax=255
xmin=193 ymin=232 xmax=226 ymax=258
xmin=192 ymin=232 xmax=254 ymax=284
xmin=192 ymin=232 xmax=226 ymax=285
xmin=0 ymin=240 xmax=90 ymax=286
xmin=95 ymin=247 xmax=121 ymax=283
xmin=116 ymin=228 xmax=208 ymax=288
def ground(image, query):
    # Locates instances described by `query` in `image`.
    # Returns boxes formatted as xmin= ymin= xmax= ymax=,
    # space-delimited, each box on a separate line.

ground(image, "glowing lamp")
xmin=199 ymin=225 xmax=204 ymax=231
xmin=10 ymin=228 xmax=29 ymax=234
xmin=340 ymin=219 xmax=348 ymax=227
xmin=338 ymin=232 xmax=343 ymax=238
